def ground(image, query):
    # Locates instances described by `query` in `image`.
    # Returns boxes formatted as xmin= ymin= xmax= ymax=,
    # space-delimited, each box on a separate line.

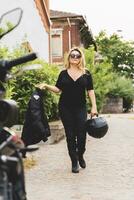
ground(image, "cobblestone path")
xmin=25 ymin=114 xmax=134 ymax=200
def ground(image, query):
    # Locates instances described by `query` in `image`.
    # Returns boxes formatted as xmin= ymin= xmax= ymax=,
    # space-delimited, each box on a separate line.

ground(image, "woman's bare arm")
xmin=36 ymin=83 xmax=61 ymax=93
xmin=87 ymin=89 xmax=98 ymax=115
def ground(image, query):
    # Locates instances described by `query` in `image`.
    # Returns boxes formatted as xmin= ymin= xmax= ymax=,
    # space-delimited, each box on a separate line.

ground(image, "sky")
xmin=50 ymin=0 xmax=134 ymax=41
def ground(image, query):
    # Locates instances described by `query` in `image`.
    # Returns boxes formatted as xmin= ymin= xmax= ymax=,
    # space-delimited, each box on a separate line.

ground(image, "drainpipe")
xmin=67 ymin=18 xmax=71 ymax=50
xmin=49 ymin=26 xmax=52 ymax=64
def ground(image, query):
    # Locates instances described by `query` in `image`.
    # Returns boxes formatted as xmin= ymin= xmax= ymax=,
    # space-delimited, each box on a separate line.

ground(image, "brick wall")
xmin=51 ymin=19 xmax=82 ymax=64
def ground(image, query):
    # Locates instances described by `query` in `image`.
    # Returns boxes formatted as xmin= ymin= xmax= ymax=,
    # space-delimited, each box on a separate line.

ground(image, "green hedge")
xmin=2 ymin=45 xmax=134 ymax=124
xmin=84 ymin=48 xmax=134 ymax=112
xmin=7 ymin=59 xmax=60 ymax=123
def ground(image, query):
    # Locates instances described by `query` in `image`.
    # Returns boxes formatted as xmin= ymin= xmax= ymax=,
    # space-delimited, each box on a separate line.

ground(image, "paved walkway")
xmin=25 ymin=114 xmax=134 ymax=200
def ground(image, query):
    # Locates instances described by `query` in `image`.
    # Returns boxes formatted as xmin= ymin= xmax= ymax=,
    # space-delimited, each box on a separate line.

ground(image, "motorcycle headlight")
xmin=0 ymin=82 xmax=6 ymax=100
xmin=0 ymin=99 xmax=18 ymax=127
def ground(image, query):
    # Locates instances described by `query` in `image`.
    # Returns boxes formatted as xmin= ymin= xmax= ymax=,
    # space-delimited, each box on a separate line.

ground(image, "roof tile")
xmin=50 ymin=9 xmax=81 ymax=18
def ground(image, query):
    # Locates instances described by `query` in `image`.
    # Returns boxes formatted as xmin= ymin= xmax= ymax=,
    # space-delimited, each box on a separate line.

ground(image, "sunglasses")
xmin=70 ymin=53 xmax=81 ymax=59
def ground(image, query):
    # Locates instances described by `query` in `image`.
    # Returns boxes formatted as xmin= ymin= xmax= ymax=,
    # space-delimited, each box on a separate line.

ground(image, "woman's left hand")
xmin=91 ymin=107 xmax=98 ymax=117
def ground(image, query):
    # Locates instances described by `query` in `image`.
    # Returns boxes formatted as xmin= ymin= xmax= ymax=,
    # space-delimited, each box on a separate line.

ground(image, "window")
xmin=51 ymin=29 xmax=63 ymax=57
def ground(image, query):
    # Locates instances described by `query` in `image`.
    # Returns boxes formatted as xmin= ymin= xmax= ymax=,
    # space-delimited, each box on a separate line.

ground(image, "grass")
xmin=23 ymin=155 xmax=37 ymax=170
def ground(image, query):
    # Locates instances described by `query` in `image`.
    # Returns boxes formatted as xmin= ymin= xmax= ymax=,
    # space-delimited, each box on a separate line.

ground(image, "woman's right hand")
xmin=35 ymin=83 xmax=46 ymax=90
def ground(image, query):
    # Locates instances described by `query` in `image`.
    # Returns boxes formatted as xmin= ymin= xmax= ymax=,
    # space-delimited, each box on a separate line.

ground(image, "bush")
xmin=3 ymin=45 xmax=134 ymax=123
xmin=0 ymin=45 xmax=60 ymax=123
xmin=8 ymin=59 xmax=60 ymax=123
xmin=108 ymin=74 xmax=134 ymax=98
xmin=84 ymin=47 xmax=134 ymax=112
xmin=84 ymin=48 xmax=114 ymax=111
xmin=107 ymin=74 xmax=134 ymax=111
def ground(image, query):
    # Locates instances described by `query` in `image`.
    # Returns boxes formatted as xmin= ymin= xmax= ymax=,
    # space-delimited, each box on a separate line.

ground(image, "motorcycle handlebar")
xmin=0 ymin=135 xmax=14 ymax=152
xmin=6 ymin=52 xmax=37 ymax=70
xmin=0 ymin=155 xmax=18 ymax=163
xmin=0 ymin=52 xmax=37 ymax=70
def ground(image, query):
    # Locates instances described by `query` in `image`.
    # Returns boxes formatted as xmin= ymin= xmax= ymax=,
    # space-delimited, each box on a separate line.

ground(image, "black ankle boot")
xmin=72 ymin=161 xmax=79 ymax=173
xmin=79 ymin=155 xmax=86 ymax=169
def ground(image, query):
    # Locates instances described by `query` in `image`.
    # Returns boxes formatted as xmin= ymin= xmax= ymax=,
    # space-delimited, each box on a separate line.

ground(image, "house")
xmin=50 ymin=10 xmax=97 ymax=64
xmin=0 ymin=2 xmax=96 ymax=65
xmin=0 ymin=0 xmax=50 ymax=62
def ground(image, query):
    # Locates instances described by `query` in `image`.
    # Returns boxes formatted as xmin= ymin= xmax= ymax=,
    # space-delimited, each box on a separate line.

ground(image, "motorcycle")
xmin=0 ymin=8 xmax=39 ymax=200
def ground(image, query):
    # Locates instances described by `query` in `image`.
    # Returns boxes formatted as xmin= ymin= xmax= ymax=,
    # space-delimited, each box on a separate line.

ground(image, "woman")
xmin=37 ymin=47 xmax=97 ymax=173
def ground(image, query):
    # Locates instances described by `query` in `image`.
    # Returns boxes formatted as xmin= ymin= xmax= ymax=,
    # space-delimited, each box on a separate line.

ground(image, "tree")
xmin=84 ymin=47 xmax=134 ymax=112
xmin=96 ymin=31 xmax=134 ymax=80
xmin=84 ymin=48 xmax=114 ymax=111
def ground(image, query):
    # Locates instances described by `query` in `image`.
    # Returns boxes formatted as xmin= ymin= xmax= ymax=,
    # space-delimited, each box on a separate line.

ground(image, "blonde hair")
xmin=64 ymin=47 xmax=86 ymax=73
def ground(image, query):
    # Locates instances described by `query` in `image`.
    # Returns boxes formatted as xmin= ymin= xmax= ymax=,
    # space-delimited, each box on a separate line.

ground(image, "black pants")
xmin=59 ymin=105 xmax=87 ymax=163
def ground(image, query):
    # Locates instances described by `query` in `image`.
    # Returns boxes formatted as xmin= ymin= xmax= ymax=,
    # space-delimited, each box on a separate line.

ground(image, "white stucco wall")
xmin=0 ymin=0 xmax=49 ymax=61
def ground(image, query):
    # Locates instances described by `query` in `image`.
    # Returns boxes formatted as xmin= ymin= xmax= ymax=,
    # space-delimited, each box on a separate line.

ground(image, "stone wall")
xmin=102 ymin=97 xmax=123 ymax=113
xmin=48 ymin=121 xmax=65 ymax=144
xmin=11 ymin=120 xmax=65 ymax=145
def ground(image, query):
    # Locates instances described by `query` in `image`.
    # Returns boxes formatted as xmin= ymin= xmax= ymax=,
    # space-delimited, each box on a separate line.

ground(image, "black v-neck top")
xmin=55 ymin=69 xmax=93 ymax=108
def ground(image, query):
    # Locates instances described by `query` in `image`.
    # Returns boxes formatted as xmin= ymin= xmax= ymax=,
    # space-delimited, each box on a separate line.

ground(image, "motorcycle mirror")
xmin=0 ymin=7 xmax=23 ymax=39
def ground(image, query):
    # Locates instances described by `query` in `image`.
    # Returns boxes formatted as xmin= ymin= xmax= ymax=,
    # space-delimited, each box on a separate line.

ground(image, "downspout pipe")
xmin=67 ymin=18 xmax=71 ymax=50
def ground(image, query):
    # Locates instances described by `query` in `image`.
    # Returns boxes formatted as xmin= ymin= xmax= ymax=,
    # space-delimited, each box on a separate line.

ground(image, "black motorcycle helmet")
xmin=85 ymin=115 xmax=108 ymax=138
